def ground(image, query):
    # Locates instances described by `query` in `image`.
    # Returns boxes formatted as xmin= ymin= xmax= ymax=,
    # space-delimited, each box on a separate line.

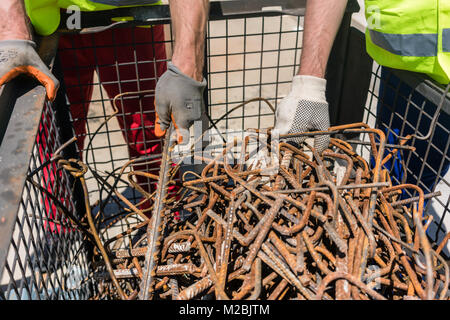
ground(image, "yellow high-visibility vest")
xmin=365 ymin=0 xmax=450 ymax=84
xmin=25 ymin=0 xmax=161 ymax=36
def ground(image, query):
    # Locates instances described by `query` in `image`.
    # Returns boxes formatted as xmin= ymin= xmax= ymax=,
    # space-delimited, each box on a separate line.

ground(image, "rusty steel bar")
xmin=50 ymin=120 xmax=449 ymax=300
xmin=140 ymin=125 xmax=175 ymax=300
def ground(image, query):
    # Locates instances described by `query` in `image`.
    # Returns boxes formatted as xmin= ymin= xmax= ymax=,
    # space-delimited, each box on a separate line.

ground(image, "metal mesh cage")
xmin=0 ymin=100 xmax=92 ymax=300
xmin=206 ymin=15 xmax=303 ymax=135
xmin=0 ymin=12 xmax=305 ymax=300
xmin=0 ymin=3 xmax=449 ymax=300
xmin=52 ymin=15 xmax=305 ymax=254
xmin=360 ymin=64 xmax=450 ymax=257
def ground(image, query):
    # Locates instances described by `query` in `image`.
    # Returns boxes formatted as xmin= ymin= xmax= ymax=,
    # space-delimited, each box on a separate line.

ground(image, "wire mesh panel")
xmin=207 ymin=15 xmax=303 ymax=139
xmin=0 ymin=100 xmax=92 ymax=300
xmin=58 ymin=25 xmax=168 ymax=198
xmin=55 ymin=14 xmax=305 ymax=251
xmin=56 ymin=24 xmax=172 ymax=257
xmin=0 ymin=9 xmax=308 ymax=300
xmin=360 ymin=64 xmax=450 ymax=257
xmin=17 ymin=12 xmax=304 ymax=299
xmin=202 ymin=15 xmax=304 ymax=178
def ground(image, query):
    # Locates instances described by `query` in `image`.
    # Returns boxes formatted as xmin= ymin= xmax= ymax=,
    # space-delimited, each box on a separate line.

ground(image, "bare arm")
xmin=169 ymin=0 xmax=209 ymax=82
xmin=0 ymin=0 xmax=32 ymax=41
xmin=298 ymin=0 xmax=348 ymax=78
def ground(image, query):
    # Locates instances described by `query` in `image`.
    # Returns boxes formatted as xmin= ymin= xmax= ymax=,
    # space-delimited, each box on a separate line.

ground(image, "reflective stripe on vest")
xmin=444 ymin=29 xmax=450 ymax=52
xmin=369 ymin=30 xmax=438 ymax=57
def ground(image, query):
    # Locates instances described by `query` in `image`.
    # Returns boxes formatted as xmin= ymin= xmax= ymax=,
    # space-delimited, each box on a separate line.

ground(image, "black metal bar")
xmin=58 ymin=0 xmax=360 ymax=33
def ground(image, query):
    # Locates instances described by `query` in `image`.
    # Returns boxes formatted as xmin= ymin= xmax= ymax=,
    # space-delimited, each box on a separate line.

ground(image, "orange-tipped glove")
xmin=0 ymin=40 xmax=59 ymax=101
xmin=155 ymin=62 xmax=206 ymax=144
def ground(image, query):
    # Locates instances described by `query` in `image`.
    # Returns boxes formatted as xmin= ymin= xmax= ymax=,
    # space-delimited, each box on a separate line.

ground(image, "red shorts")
xmin=58 ymin=25 xmax=167 ymax=161
xmin=41 ymin=26 xmax=168 ymax=232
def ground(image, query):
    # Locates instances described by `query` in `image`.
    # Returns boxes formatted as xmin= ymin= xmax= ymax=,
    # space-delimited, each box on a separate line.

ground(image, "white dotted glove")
xmin=273 ymin=75 xmax=330 ymax=153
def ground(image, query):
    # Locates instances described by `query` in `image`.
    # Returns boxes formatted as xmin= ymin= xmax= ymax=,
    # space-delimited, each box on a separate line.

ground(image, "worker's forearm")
xmin=169 ymin=0 xmax=209 ymax=82
xmin=0 ymin=0 xmax=31 ymax=41
xmin=298 ymin=0 xmax=348 ymax=78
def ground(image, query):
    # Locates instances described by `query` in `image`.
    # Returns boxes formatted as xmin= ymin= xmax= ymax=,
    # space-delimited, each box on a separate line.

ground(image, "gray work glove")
xmin=273 ymin=75 xmax=330 ymax=153
xmin=0 ymin=40 xmax=59 ymax=101
xmin=155 ymin=62 xmax=207 ymax=145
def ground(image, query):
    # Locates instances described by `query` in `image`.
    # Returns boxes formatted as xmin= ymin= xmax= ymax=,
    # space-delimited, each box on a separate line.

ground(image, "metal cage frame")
xmin=1 ymin=0 xmax=449 ymax=300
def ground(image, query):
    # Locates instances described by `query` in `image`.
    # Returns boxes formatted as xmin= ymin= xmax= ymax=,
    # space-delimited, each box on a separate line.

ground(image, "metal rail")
xmin=139 ymin=125 xmax=174 ymax=300
xmin=58 ymin=0 xmax=359 ymax=33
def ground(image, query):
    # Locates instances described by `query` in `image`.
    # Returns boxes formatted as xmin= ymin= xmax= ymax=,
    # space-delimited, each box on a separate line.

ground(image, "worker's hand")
xmin=0 ymin=40 xmax=59 ymax=101
xmin=273 ymin=75 xmax=330 ymax=153
xmin=155 ymin=62 xmax=207 ymax=144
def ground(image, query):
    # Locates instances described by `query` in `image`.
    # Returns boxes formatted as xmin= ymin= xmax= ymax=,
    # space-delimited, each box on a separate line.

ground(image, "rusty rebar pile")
xmin=52 ymin=123 xmax=449 ymax=300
